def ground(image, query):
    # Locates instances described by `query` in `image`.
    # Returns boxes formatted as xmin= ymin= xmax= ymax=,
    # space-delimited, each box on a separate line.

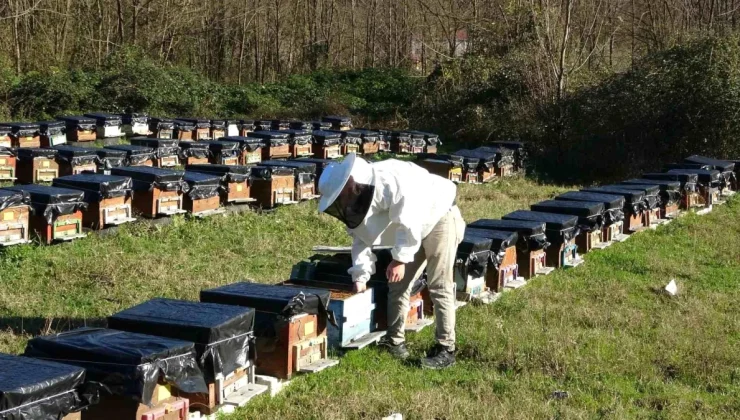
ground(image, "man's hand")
xmin=386 ymin=260 xmax=406 ymax=283
xmin=353 ymin=282 xmax=367 ymax=293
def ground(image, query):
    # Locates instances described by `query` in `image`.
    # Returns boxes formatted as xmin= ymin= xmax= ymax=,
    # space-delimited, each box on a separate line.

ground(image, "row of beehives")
xmin=0 ymin=250 xmax=437 ymax=420
xmin=2 ymin=154 xmax=737 ymax=420
xmin=417 ymin=143 xmax=529 ymax=183
xmin=452 ymin=154 xmax=739 ymax=303
xmin=0 ymin=114 xmax=441 ymax=158
xmin=0 ymin=157 xmax=335 ymax=245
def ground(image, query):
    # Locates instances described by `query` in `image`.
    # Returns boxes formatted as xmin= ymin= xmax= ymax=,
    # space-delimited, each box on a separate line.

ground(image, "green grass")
xmin=1 ymin=178 xmax=739 ymax=418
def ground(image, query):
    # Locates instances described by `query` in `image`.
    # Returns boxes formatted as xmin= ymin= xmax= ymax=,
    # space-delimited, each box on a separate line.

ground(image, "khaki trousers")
xmin=386 ymin=206 xmax=465 ymax=349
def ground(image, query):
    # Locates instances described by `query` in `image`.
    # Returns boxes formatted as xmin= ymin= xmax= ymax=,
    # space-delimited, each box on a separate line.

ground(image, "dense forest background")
xmin=2 ymin=0 xmax=740 ymax=181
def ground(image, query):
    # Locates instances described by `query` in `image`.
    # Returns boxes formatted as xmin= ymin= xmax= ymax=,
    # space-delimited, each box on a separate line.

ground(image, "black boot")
xmin=378 ymin=337 xmax=410 ymax=360
xmin=421 ymin=344 xmax=456 ymax=369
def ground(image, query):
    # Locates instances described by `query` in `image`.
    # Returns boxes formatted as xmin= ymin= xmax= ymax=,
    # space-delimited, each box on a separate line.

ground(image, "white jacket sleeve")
xmin=347 ymin=235 xmax=377 ymax=284
xmin=386 ymin=179 xmax=423 ymax=264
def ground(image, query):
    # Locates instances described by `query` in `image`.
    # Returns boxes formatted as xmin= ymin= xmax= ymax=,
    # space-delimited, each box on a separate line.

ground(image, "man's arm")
xmin=347 ymin=235 xmax=377 ymax=292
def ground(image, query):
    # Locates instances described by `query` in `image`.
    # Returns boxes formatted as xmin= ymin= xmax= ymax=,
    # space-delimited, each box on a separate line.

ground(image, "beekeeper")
xmin=318 ymin=153 xmax=465 ymax=369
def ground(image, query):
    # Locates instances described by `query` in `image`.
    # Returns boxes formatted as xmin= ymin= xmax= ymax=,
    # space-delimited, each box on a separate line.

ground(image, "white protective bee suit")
xmin=318 ymin=154 xmax=465 ymax=348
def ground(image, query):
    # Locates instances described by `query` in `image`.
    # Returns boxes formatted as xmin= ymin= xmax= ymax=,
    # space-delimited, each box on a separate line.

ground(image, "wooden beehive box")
xmin=200 ymin=140 xmax=240 ymax=165
xmin=465 ymin=228 xmax=520 ymax=293
xmin=0 ymin=126 xmax=11 ymax=147
xmin=416 ymin=159 xmax=463 ymax=183
xmin=200 ymin=282 xmax=338 ymax=380
xmin=250 ymin=165 xmax=296 ymax=208
xmin=182 ymin=171 xmax=223 ymax=217
xmin=3 ymin=123 xmax=41 ymax=148
xmin=53 ymin=174 xmax=135 ymax=230
xmin=322 ymin=116 xmax=352 ymax=131
xmin=58 ymin=116 xmax=97 ymax=142
xmin=0 ymin=148 xmax=17 ymax=181
xmin=178 ymin=141 xmax=210 ymax=165
xmin=16 ymin=148 xmax=59 ymax=184
xmin=220 ymin=136 xmax=264 ymax=165
xmin=581 ymin=186 xmax=647 ymax=234
xmin=82 ymin=395 xmax=189 ymax=420
xmin=104 ymin=145 xmax=156 ymax=167
xmin=148 ymin=118 xmax=175 ymax=139
xmin=111 ymin=167 xmax=186 ymax=218
xmin=4 ymin=185 xmax=86 ymax=244
xmin=312 ymin=131 xmax=343 ymax=159
xmin=0 ymin=189 xmax=31 ymax=246
xmin=176 ymin=118 xmax=211 ymax=140
xmin=84 ymin=112 xmax=123 ymax=139
xmin=210 ymin=119 xmax=227 ymax=139
xmin=239 ymin=120 xmax=256 ymax=137
xmin=467 ymin=219 xmax=553 ymax=280
xmin=129 ymin=138 xmax=180 ymax=168
xmin=251 ymin=131 xmax=292 ymax=160
xmin=503 ymin=210 xmax=582 ymax=269
xmin=186 ymin=164 xmax=254 ymax=205
xmin=279 ymin=129 xmax=313 ymax=158
xmin=53 ymin=145 xmax=99 ymax=176
xmin=108 ymin=298 xmax=266 ymax=414
xmin=39 ymin=121 xmax=67 ymax=147
xmin=454 ymin=234 xmax=493 ymax=301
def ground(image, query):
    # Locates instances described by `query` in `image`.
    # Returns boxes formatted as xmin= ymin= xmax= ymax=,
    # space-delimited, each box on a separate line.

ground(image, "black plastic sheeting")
xmin=178 ymin=142 xmax=210 ymax=159
xmin=3 ymin=123 xmax=40 ymax=136
xmin=453 ymin=149 xmax=496 ymax=168
xmin=0 ymin=353 xmax=89 ymax=420
xmin=667 ymin=168 xmax=721 ymax=187
xmin=503 ymin=210 xmax=580 ymax=244
xmin=186 ymin=164 xmax=252 ymax=184
xmin=93 ymin=149 xmax=127 ymax=169
xmin=201 ymin=282 xmax=336 ymax=337
xmin=221 ymin=136 xmax=265 ymax=152
xmin=260 ymin=160 xmax=317 ymax=185
xmin=183 ymin=171 xmax=222 ymax=200
xmin=281 ymin=130 xmax=313 ymax=145
xmin=200 ymin=140 xmax=240 ymax=156
xmin=177 ymin=118 xmax=211 ymax=128
xmin=4 ymin=185 xmax=87 ymax=224
xmin=250 ymin=131 xmax=290 ymax=146
xmin=581 ymin=186 xmax=646 ymax=215
xmin=620 ymin=179 xmax=682 ymax=207
xmin=24 ymin=328 xmax=207 ymax=406
xmin=464 ymin=228 xmax=519 ymax=270
xmin=466 ymin=219 xmax=549 ymax=253
xmin=0 ymin=146 xmax=14 ymax=156
xmin=530 ymin=200 xmax=605 ymax=232
xmin=490 ymin=141 xmax=528 ymax=166
xmin=104 ymin=145 xmax=155 ymax=166
xmin=684 ymin=155 xmax=736 ymax=171
xmin=311 ymin=131 xmax=342 ymax=146
xmin=110 ymin=167 xmax=188 ymax=193
xmin=456 ymin=233 xmax=492 ymax=279
xmin=108 ymin=299 xmax=256 ymax=382
xmin=354 ymin=129 xmax=381 ymax=143
xmin=52 ymin=145 xmax=100 ymax=167
xmin=417 ymin=154 xmax=464 ymax=168
xmin=122 ymin=113 xmax=148 ymax=125
xmin=554 ymin=191 xmax=625 ymax=225
xmin=251 ymin=165 xmax=295 ymax=180
xmin=0 ymin=189 xmax=31 ymax=213
xmin=472 ymin=146 xmax=516 ymax=167
xmin=16 ymin=148 xmax=57 ymax=160
xmin=149 ymin=118 xmax=175 ymax=130
xmin=129 ymin=138 xmax=180 ymax=159
xmin=643 ymin=172 xmax=699 ymax=192
xmin=84 ymin=113 xmax=122 ymax=125
xmin=57 ymin=116 xmax=96 ymax=130
xmin=52 ymin=174 xmax=133 ymax=202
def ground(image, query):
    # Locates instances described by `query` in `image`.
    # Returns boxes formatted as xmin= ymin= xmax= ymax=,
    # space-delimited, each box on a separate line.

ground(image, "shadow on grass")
xmin=0 ymin=316 xmax=106 ymax=337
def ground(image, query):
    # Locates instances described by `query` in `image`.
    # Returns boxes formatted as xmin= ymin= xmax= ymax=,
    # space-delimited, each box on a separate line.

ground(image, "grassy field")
xmin=1 ymin=176 xmax=739 ymax=419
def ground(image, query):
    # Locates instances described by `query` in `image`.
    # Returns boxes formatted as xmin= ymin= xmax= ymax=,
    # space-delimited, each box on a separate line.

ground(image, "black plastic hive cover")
xmin=52 ymin=145 xmax=99 ymax=166
xmin=464 ymin=228 xmax=519 ymax=251
xmin=24 ymin=328 xmax=207 ymax=406
xmin=643 ymin=172 xmax=699 ymax=185
xmin=84 ymin=112 xmax=122 ymax=123
xmin=0 ymin=353 xmax=86 ymax=420
xmin=467 ymin=219 xmax=545 ymax=236
xmin=108 ymin=299 xmax=255 ymax=382
xmin=220 ymin=136 xmax=265 ymax=151
xmin=110 ymin=166 xmax=187 ymax=193
xmin=581 ymin=186 xmax=645 ymax=204
xmin=4 ymin=185 xmax=87 ymax=223
xmin=129 ymin=138 xmax=179 ymax=158
xmin=201 ymin=282 xmax=332 ymax=320
xmin=667 ymin=168 xmax=721 ymax=184
xmin=0 ymin=189 xmax=30 ymax=213
xmin=53 ymin=174 xmax=132 ymax=202
xmin=457 ymin=233 xmax=493 ymax=255
xmin=555 ymin=191 xmax=625 ymax=209
xmin=312 ymin=130 xmax=342 ymax=146
xmin=503 ymin=210 xmax=578 ymax=230
xmin=199 ymin=140 xmax=240 ymax=153
xmin=531 ymin=199 xmax=604 ymax=217
xmin=183 ymin=171 xmax=221 ymax=200
xmin=16 ymin=148 xmax=57 ymax=160
xmin=261 ymin=160 xmax=317 ymax=175
xmin=621 ymin=179 xmax=681 ymax=191
xmin=251 ymin=165 xmax=294 ymax=180
xmin=456 ymin=233 xmax=492 ymax=277
xmin=186 ymin=164 xmax=252 ymax=183
xmin=57 ymin=116 xmax=95 ymax=126
xmin=684 ymin=155 xmax=735 ymax=171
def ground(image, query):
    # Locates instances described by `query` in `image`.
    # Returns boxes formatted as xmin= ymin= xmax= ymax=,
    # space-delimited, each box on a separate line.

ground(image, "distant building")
xmin=411 ymin=29 xmax=469 ymax=71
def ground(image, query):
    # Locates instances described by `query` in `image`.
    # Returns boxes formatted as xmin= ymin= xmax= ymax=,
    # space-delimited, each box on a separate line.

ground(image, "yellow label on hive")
xmin=3 ymin=212 xmax=13 ymax=221
xmin=236 ymin=184 xmax=243 ymax=192
xmin=42 ymin=161 xmax=49 ymax=168
xmin=153 ymin=384 xmax=171 ymax=402
xmin=304 ymin=321 xmax=315 ymax=336
xmin=0 ymin=159 xmax=5 ymax=165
